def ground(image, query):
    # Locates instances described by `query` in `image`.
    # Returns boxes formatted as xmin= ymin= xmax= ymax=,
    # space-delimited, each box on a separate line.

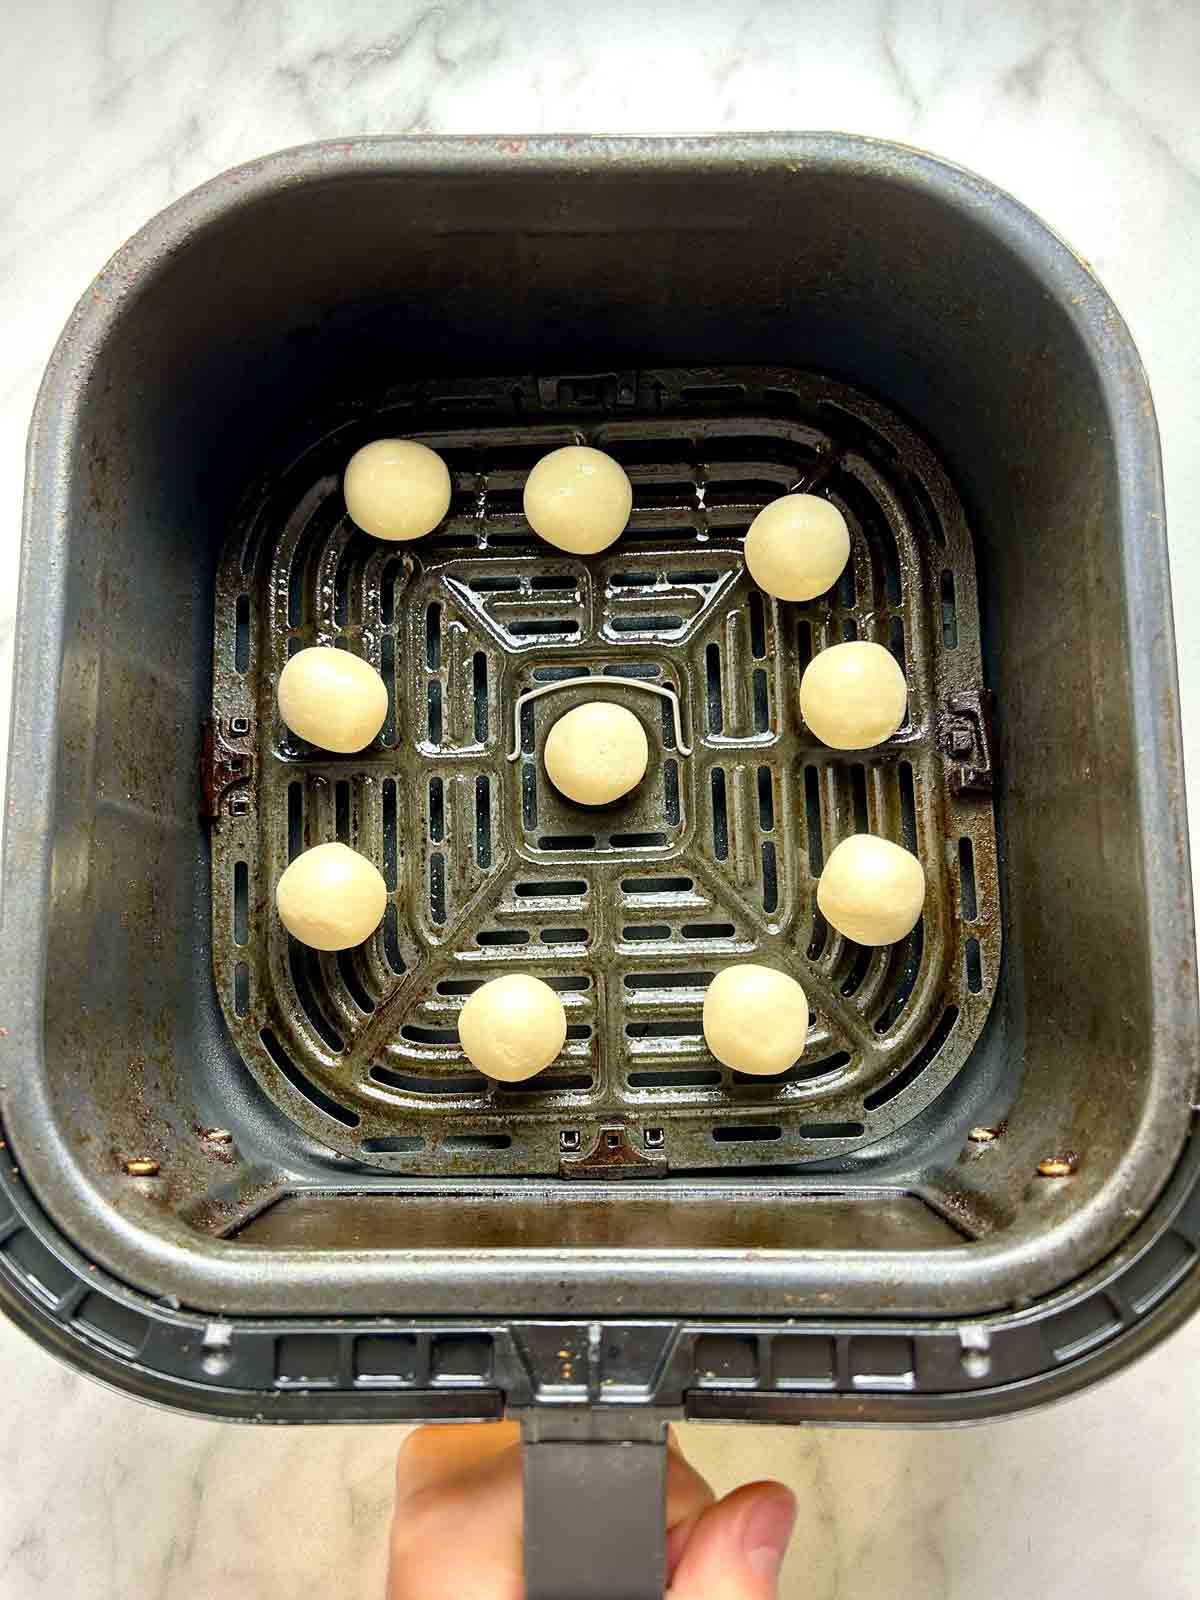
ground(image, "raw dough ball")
xmin=344 ymin=438 xmax=452 ymax=541
xmin=278 ymin=646 xmax=388 ymax=753
xmin=458 ymin=974 xmax=567 ymax=1082
xmin=817 ymin=834 xmax=926 ymax=946
xmin=523 ymin=445 xmax=632 ymax=554
xmin=703 ymin=965 xmax=810 ymax=1076
xmin=544 ymin=702 xmax=649 ymax=806
xmin=799 ymin=640 xmax=907 ymax=749
xmin=276 ymin=842 xmax=387 ymax=951
xmin=745 ymin=493 xmax=851 ymax=601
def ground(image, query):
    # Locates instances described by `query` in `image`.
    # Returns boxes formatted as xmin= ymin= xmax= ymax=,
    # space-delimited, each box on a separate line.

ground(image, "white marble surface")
xmin=3 ymin=1 xmax=1200 ymax=1595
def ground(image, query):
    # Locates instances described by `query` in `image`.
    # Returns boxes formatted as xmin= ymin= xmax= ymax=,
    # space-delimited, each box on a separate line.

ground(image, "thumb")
xmin=667 ymin=1481 xmax=797 ymax=1600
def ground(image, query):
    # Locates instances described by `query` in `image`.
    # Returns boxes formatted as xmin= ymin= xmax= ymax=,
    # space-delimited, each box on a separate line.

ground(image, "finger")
xmin=666 ymin=1506 xmax=708 ymax=1582
xmin=664 ymin=1427 xmax=716 ymax=1579
xmin=396 ymin=1422 xmax=521 ymax=1497
xmin=666 ymin=1436 xmax=716 ymax=1533
xmin=389 ymin=1428 xmax=524 ymax=1600
xmin=668 ymin=1481 xmax=797 ymax=1600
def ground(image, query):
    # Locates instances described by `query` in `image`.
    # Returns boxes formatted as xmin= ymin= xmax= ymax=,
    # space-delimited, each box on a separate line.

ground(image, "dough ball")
xmin=276 ymin=842 xmax=387 ymax=951
xmin=817 ymin=834 xmax=926 ymax=946
xmin=745 ymin=493 xmax=851 ymax=601
xmin=523 ymin=445 xmax=632 ymax=554
xmin=703 ymin=965 xmax=810 ymax=1076
xmin=344 ymin=438 xmax=451 ymax=541
xmin=544 ymin=701 xmax=649 ymax=806
xmin=458 ymin=974 xmax=567 ymax=1082
xmin=278 ymin=646 xmax=388 ymax=753
xmin=800 ymin=640 xmax=907 ymax=749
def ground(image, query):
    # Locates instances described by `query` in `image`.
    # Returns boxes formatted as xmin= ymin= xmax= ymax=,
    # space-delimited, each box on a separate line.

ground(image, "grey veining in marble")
xmin=2 ymin=2 xmax=1200 ymax=1597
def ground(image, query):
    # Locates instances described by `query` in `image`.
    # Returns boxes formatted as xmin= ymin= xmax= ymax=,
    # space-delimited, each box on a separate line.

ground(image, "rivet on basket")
xmin=1037 ymin=1156 xmax=1077 ymax=1178
xmin=123 ymin=1158 xmax=161 ymax=1177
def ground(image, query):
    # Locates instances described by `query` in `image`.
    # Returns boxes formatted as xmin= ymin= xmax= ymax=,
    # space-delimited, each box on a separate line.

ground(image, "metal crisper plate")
xmin=210 ymin=368 xmax=1000 ymax=1176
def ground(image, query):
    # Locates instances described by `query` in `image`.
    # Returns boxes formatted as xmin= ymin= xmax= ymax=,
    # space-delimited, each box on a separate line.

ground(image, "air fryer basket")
xmin=210 ymin=365 xmax=1000 ymax=1177
xmin=2 ymin=135 xmax=1198 ymax=1562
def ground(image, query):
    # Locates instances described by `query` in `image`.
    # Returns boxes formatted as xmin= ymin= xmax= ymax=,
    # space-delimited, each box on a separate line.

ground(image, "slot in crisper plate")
xmin=210 ymin=368 xmax=1000 ymax=1175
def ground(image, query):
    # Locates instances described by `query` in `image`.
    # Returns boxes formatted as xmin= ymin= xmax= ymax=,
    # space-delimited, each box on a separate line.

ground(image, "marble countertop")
xmin=3 ymin=2 xmax=1200 ymax=1596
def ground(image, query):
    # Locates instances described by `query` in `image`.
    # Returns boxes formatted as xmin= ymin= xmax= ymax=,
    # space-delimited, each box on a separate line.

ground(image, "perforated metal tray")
xmin=210 ymin=367 xmax=1000 ymax=1174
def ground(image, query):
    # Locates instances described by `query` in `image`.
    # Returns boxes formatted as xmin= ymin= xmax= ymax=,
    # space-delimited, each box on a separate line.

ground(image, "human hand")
xmin=388 ymin=1420 xmax=797 ymax=1599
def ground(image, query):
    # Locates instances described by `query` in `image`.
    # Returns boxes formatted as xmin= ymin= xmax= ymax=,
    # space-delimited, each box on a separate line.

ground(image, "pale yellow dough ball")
xmin=276 ymin=842 xmax=388 ymax=951
xmin=344 ymin=439 xmax=451 ymax=541
xmin=523 ymin=445 xmax=632 ymax=554
xmin=458 ymin=974 xmax=567 ymax=1082
xmin=817 ymin=834 xmax=926 ymax=946
xmin=745 ymin=493 xmax=851 ymax=601
xmin=703 ymin=964 xmax=810 ymax=1076
xmin=278 ymin=646 xmax=388 ymax=753
xmin=544 ymin=702 xmax=649 ymax=806
xmin=799 ymin=640 xmax=908 ymax=749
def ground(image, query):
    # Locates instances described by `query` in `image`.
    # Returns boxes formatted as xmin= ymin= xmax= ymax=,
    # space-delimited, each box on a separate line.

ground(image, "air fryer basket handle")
xmin=522 ymin=1419 xmax=669 ymax=1600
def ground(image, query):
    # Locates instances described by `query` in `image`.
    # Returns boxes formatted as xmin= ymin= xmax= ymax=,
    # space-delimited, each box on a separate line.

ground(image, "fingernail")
xmin=742 ymin=1490 xmax=797 ymax=1578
